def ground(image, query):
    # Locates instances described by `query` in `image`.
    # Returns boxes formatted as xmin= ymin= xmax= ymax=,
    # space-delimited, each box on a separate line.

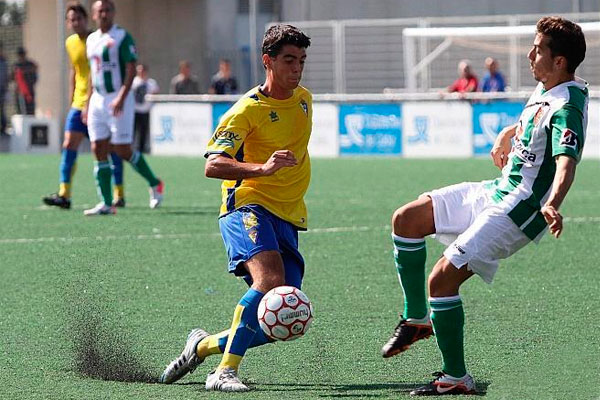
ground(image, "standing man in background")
xmin=170 ymin=60 xmax=200 ymax=94
xmin=12 ymin=46 xmax=37 ymax=115
xmin=84 ymin=0 xmax=163 ymax=215
xmin=132 ymin=63 xmax=159 ymax=153
xmin=208 ymin=58 xmax=238 ymax=95
xmin=480 ymin=57 xmax=506 ymax=92
xmin=446 ymin=60 xmax=478 ymax=94
xmin=43 ymin=1 xmax=125 ymax=210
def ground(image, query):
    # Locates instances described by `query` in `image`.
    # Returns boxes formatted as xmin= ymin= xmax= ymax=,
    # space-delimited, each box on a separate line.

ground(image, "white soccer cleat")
xmin=83 ymin=202 xmax=116 ymax=216
xmin=205 ymin=367 xmax=250 ymax=392
xmin=149 ymin=180 xmax=164 ymax=209
xmin=159 ymin=328 xmax=209 ymax=384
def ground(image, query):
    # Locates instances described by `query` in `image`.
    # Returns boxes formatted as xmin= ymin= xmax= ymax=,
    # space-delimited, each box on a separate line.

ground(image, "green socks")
xmin=430 ymin=295 xmax=467 ymax=378
xmin=129 ymin=151 xmax=160 ymax=187
xmin=94 ymin=160 xmax=113 ymax=206
xmin=392 ymin=234 xmax=428 ymax=320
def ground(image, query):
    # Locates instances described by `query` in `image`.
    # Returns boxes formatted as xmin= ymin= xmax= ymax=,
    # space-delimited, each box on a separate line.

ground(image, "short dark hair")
xmin=65 ymin=1 xmax=87 ymax=19
xmin=536 ymin=16 xmax=586 ymax=73
xmin=262 ymin=24 xmax=311 ymax=57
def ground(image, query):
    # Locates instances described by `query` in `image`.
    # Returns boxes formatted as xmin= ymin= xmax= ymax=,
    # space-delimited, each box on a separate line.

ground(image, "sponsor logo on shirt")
xmin=559 ymin=128 xmax=578 ymax=150
xmin=213 ymin=130 xmax=241 ymax=149
xmin=513 ymin=137 xmax=537 ymax=163
xmin=269 ymin=111 xmax=279 ymax=122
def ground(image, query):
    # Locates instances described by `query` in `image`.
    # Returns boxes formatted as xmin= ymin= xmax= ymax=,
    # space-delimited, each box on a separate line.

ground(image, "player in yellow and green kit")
xmin=43 ymin=1 xmax=125 ymax=210
xmin=160 ymin=25 xmax=312 ymax=392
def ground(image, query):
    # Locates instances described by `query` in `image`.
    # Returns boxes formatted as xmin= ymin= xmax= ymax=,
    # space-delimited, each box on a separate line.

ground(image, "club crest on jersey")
xmin=559 ymin=128 xmax=578 ymax=149
xmin=269 ymin=111 xmax=279 ymax=122
xmin=300 ymin=99 xmax=308 ymax=116
xmin=533 ymin=107 xmax=545 ymax=125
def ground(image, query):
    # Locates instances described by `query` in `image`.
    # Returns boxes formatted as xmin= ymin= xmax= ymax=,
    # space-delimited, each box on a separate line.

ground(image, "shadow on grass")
xmin=250 ymin=380 xmax=490 ymax=396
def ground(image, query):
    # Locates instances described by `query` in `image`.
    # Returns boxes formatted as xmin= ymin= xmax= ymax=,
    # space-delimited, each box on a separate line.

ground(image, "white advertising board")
xmin=309 ymin=103 xmax=339 ymax=157
xmin=150 ymin=103 xmax=212 ymax=156
xmin=583 ymin=100 xmax=599 ymax=159
xmin=402 ymin=102 xmax=473 ymax=157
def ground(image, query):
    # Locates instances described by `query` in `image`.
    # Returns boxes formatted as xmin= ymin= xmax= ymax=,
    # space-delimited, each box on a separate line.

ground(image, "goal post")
xmin=403 ymin=21 xmax=600 ymax=91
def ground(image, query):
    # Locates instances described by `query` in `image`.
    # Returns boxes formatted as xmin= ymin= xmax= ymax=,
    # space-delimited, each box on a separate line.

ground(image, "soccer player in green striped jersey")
xmin=381 ymin=17 xmax=588 ymax=396
xmin=83 ymin=0 xmax=163 ymax=216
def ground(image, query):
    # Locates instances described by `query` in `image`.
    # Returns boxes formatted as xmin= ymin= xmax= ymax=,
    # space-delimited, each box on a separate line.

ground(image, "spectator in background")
xmin=132 ymin=63 xmax=159 ymax=153
xmin=12 ymin=46 xmax=38 ymax=115
xmin=208 ymin=58 xmax=238 ymax=94
xmin=170 ymin=60 xmax=200 ymax=94
xmin=447 ymin=59 xmax=478 ymax=93
xmin=0 ymin=42 xmax=8 ymax=135
xmin=480 ymin=57 xmax=506 ymax=92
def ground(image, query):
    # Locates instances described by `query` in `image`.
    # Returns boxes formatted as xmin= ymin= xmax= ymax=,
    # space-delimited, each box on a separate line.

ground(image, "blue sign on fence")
xmin=472 ymin=102 xmax=524 ymax=156
xmin=339 ymin=104 xmax=402 ymax=155
xmin=212 ymin=102 xmax=235 ymax=131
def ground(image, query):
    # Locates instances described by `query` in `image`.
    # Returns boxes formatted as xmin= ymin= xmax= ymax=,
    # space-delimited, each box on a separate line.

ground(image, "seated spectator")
xmin=208 ymin=58 xmax=238 ymax=94
xmin=480 ymin=57 xmax=506 ymax=92
xmin=170 ymin=60 xmax=200 ymax=94
xmin=447 ymin=60 xmax=478 ymax=93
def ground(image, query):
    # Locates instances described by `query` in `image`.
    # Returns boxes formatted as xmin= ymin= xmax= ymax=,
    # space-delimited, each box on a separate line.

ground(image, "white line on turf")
xmin=1 ymin=217 xmax=598 ymax=244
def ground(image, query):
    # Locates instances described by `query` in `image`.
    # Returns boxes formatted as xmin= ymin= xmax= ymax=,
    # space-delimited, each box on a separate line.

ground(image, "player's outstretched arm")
xmin=205 ymin=150 xmax=297 ymax=180
xmin=490 ymin=123 xmax=518 ymax=169
xmin=541 ymin=155 xmax=577 ymax=238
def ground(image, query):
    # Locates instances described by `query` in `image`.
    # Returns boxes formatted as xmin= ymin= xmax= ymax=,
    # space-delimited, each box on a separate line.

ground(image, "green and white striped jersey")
xmin=487 ymin=78 xmax=588 ymax=241
xmin=87 ymin=24 xmax=137 ymax=95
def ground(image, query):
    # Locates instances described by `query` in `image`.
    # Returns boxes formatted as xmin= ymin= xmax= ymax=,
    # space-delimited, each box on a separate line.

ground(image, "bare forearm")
xmin=205 ymin=150 xmax=297 ymax=180
xmin=205 ymin=156 xmax=266 ymax=180
xmin=118 ymin=63 xmax=135 ymax=99
xmin=544 ymin=156 xmax=576 ymax=210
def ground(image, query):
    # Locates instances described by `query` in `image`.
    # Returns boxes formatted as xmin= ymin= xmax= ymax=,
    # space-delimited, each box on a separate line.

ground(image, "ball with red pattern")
xmin=257 ymin=286 xmax=314 ymax=341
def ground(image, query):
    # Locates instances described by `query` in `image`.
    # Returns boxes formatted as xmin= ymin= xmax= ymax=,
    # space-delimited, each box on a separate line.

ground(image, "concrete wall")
xmin=23 ymin=0 xmax=62 ymax=119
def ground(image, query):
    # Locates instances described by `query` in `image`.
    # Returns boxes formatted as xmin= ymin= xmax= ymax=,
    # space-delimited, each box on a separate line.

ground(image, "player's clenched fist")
xmin=261 ymin=150 xmax=298 ymax=175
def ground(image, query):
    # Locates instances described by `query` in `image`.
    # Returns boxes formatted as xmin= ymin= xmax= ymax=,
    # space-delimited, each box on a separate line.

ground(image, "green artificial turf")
xmin=0 ymin=154 xmax=598 ymax=399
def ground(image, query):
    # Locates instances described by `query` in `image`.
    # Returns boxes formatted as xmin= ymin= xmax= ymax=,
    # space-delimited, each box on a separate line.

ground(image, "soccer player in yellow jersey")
xmin=43 ymin=1 xmax=125 ymax=210
xmin=160 ymin=25 xmax=312 ymax=391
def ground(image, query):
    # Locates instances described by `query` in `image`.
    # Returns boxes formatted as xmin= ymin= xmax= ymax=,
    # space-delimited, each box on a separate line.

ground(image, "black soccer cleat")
xmin=112 ymin=197 xmax=126 ymax=208
xmin=410 ymin=371 xmax=476 ymax=396
xmin=381 ymin=318 xmax=433 ymax=358
xmin=42 ymin=193 xmax=71 ymax=209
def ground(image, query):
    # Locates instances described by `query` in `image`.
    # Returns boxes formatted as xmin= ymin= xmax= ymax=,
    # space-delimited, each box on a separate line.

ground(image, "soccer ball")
xmin=257 ymin=286 xmax=314 ymax=341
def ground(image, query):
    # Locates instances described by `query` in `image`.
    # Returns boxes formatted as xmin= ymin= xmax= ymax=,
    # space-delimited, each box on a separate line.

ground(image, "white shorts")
xmin=87 ymin=92 xmax=135 ymax=144
xmin=425 ymin=181 xmax=532 ymax=283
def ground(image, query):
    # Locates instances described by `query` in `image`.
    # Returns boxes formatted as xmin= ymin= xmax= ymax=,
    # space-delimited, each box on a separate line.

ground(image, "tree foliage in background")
xmin=0 ymin=1 xmax=26 ymax=26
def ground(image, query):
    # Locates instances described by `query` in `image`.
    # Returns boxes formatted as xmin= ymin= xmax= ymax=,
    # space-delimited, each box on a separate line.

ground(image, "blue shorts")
xmin=65 ymin=108 xmax=88 ymax=135
xmin=218 ymin=205 xmax=305 ymax=289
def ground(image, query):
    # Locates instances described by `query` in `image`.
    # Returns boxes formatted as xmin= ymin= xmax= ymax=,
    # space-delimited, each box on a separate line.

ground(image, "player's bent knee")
xmin=392 ymin=198 xmax=434 ymax=237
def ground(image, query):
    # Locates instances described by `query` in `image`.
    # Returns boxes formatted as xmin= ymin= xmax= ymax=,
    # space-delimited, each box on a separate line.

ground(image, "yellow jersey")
xmin=205 ymin=85 xmax=312 ymax=229
xmin=65 ymin=33 xmax=90 ymax=110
